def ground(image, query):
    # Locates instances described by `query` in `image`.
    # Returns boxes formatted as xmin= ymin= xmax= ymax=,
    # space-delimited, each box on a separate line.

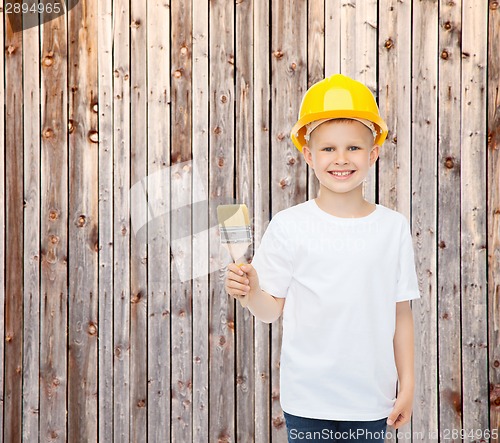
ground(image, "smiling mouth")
xmin=328 ymin=170 xmax=355 ymax=177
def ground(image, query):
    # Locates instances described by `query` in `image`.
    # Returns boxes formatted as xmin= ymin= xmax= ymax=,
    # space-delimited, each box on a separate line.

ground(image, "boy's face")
xmin=302 ymin=119 xmax=379 ymax=196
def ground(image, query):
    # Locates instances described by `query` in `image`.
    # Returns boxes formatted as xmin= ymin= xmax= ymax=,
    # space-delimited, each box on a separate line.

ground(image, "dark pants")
xmin=284 ymin=410 xmax=388 ymax=443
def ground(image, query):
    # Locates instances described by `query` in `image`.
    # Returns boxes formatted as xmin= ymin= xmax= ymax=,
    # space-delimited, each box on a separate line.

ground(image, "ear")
xmin=302 ymin=145 xmax=314 ymax=169
xmin=369 ymin=144 xmax=380 ymax=166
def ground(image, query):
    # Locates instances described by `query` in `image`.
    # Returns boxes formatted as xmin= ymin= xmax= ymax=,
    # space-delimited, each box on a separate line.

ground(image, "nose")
xmin=334 ymin=151 xmax=349 ymax=164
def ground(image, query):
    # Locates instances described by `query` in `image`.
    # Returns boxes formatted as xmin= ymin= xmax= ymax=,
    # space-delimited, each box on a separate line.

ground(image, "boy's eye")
xmin=321 ymin=146 xmax=360 ymax=152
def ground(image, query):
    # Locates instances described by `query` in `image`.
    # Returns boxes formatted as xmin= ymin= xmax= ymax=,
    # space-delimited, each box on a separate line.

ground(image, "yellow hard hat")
xmin=290 ymin=74 xmax=388 ymax=152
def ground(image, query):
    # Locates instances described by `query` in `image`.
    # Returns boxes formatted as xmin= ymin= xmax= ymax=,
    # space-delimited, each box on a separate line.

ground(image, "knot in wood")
xmin=287 ymin=157 xmax=296 ymax=166
xmin=7 ymin=45 xmax=16 ymax=55
xmin=43 ymin=128 xmax=54 ymax=139
xmin=68 ymin=119 xmax=75 ymax=134
xmin=444 ymin=156 xmax=454 ymax=169
xmin=213 ymin=126 xmax=222 ymax=135
xmin=491 ymin=1 xmax=499 ymax=9
xmin=88 ymin=322 xmax=97 ymax=335
xmin=92 ymin=103 xmax=98 ymax=113
xmin=272 ymin=416 xmax=286 ymax=429
xmin=43 ymin=55 xmax=54 ymax=67
xmin=236 ymin=375 xmax=245 ymax=384
xmin=88 ymin=130 xmax=99 ymax=143
xmin=444 ymin=21 xmax=452 ymax=30
xmin=494 ymin=360 xmax=500 ymax=367
xmin=228 ymin=55 xmax=234 ymax=65
xmin=219 ymin=335 xmax=226 ymax=346
xmin=384 ymin=38 xmax=393 ymax=50
xmin=50 ymin=234 xmax=59 ymax=244
xmin=49 ymin=210 xmax=59 ymax=221
xmin=441 ymin=50 xmax=449 ymax=60
xmin=131 ymin=19 xmax=141 ymax=28
xmin=220 ymin=95 xmax=228 ymax=103
xmin=137 ymin=399 xmax=146 ymax=408
xmin=277 ymin=132 xmax=285 ymax=141
xmin=218 ymin=156 xmax=224 ymax=167
xmin=273 ymin=49 xmax=284 ymax=59
xmin=290 ymin=62 xmax=297 ymax=70
xmin=5 ymin=333 xmax=12 ymax=342
xmin=173 ymin=69 xmax=182 ymax=79
xmin=279 ymin=178 xmax=288 ymax=189
xmin=77 ymin=215 xmax=86 ymax=227
xmin=180 ymin=45 xmax=188 ymax=55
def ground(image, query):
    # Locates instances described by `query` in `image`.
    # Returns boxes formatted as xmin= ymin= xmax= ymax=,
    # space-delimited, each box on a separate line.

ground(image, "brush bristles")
xmin=217 ymin=204 xmax=250 ymax=227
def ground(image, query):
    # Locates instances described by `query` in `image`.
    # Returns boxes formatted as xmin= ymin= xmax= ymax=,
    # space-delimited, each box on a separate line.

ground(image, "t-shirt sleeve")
xmin=396 ymin=217 xmax=421 ymax=302
xmin=250 ymin=215 xmax=293 ymax=299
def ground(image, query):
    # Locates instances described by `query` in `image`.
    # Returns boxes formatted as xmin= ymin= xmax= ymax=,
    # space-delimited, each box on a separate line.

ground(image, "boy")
xmin=225 ymin=74 xmax=420 ymax=442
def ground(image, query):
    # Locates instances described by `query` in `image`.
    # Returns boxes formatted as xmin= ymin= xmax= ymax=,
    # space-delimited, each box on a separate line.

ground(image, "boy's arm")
xmin=246 ymin=289 xmax=285 ymax=324
xmin=394 ymin=300 xmax=415 ymax=394
xmin=387 ymin=300 xmax=415 ymax=428
xmin=225 ymin=263 xmax=285 ymax=324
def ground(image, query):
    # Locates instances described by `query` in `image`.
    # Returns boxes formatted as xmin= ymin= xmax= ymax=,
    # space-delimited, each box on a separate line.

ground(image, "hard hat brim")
xmin=291 ymin=111 xmax=388 ymax=152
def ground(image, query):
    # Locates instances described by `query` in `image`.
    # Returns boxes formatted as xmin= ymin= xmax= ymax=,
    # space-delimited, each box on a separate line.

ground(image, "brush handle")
xmin=235 ymin=262 xmax=249 ymax=308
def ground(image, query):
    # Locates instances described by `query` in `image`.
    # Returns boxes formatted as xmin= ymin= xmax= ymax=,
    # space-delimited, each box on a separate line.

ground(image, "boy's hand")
xmin=386 ymin=390 xmax=414 ymax=429
xmin=225 ymin=263 xmax=260 ymax=305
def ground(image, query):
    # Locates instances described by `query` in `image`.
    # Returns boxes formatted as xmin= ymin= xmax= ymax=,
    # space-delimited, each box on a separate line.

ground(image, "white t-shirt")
xmin=250 ymin=199 xmax=420 ymax=421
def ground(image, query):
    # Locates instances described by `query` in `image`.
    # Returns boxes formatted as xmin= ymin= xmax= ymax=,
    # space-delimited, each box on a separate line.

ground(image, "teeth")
xmin=330 ymin=171 xmax=353 ymax=176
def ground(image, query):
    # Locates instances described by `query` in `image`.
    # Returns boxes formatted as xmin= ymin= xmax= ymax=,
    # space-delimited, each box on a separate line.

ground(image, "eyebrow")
xmin=316 ymin=140 xmax=367 ymax=146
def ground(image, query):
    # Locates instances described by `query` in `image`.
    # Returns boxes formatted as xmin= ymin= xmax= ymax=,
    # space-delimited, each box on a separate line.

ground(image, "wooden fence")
xmin=0 ymin=0 xmax=499 ymax=441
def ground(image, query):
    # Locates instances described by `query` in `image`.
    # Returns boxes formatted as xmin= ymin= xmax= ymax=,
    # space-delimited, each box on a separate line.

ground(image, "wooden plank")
xmin=307 ymin=0 xmax=324 ymax=205
xmin=411 ymin=0 xmax=439 ymax=438
xmin=253 ymin=0 xmax=271 ymax=441
xmin=0 ymin=3 xmax=5 ymax=438
xmin=3 ymin=10 xmax=23 ymax=443
xmin=325 ymin=0 xmax=341 ymax=75
xmin=378 ymin=0 xmax=412 ymax=216
xmin=460 ymin=0 xmax=489 ymax=434
xmin=341 ymin=0 xmax=378 ymax=204
xmin=22 ymin=17 xmax=41 ymax=443
xmin=130 ymin=0 xmax=148 ymax=441
xmin=235 ymin=0 xmax=255 ymax=440
xmin=209 ymin=0 xmax=236 ymax=439
xmin=270 ymin=0 xmax=306 ymax=441
xmin=97 ymin=0 xmax=114 ymax=439
xmin=436 ymin=0 xmax=463 ymax=438
xmin=170 ymin=0 xmax=193 ymax=440
xmin=39 ymin=8 xmax=68 ymax=442
xmin=146 ymin=0 xmax=171 ymax=441
xmin=112 ymin=0 xmax=131 ymax=440
xmin=488 ymin=1 xmax=500 ymax=440
xmin=378 ymin=3 xmax=412 ymax=440
xmin=67 ymin=0 xmax=99 ymax=440
xmin=235 ymin=8 xmax=257 ymax=432
xmin=191 ymin=0 xmax=209 ymax=440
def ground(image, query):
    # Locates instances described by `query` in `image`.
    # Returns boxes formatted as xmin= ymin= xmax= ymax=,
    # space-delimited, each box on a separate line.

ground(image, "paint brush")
xmin=217 ymin=204 xmax=252 ymax=307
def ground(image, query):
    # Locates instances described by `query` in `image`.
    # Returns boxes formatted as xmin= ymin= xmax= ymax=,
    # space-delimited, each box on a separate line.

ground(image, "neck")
xmin=315 ymin=184 xmax=371 ymax=217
